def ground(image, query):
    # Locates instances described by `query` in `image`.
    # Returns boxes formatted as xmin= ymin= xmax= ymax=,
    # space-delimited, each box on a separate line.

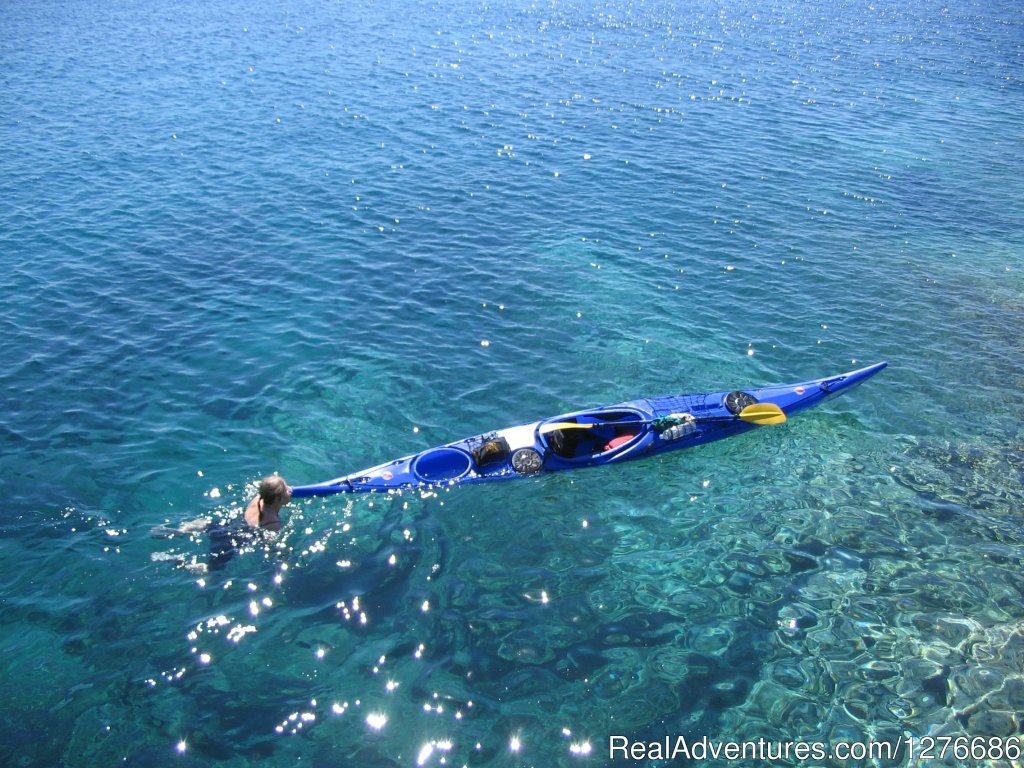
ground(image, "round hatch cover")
xmin=412 ymin=448 xmax=473 ymax=482
xmin=511 ymin=448 xmax=543 ymax=474
xmin=725 ymin=390 xmax=757 ymax=415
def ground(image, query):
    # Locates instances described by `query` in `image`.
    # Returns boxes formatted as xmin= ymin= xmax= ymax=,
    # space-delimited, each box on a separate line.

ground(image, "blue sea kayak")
xmin=291 ymin=362 xmax=886 ymax=497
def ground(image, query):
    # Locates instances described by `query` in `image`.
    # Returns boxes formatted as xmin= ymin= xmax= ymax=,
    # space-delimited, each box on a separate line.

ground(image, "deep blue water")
xmin=2 ymin=0 xmax=1023 ymax=765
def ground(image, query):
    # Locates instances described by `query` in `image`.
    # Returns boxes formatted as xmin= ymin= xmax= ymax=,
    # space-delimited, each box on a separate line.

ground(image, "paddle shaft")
xmin=540 ymin=403 xmax=785 ymax=433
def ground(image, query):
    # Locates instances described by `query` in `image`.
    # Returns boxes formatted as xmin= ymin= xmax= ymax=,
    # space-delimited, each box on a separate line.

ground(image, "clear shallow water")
xmin=1 ymin=0 xmax=1022 ymax=765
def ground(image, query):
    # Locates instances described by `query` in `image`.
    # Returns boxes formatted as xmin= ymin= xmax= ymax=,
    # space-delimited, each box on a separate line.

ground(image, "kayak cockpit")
xmin=539 ymin=410 xmax=646 ymax=461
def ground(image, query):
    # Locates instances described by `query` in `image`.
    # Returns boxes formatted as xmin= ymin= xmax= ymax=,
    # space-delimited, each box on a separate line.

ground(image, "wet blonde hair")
xmin=258 ymin=475 xmax=289 ymax=505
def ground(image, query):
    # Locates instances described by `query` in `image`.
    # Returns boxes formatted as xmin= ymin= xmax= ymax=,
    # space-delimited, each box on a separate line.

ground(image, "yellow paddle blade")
xmin=539 ymin=421 xmax=599 ymax=434
xmin=738 ymin=403 xmax=787 ymax=425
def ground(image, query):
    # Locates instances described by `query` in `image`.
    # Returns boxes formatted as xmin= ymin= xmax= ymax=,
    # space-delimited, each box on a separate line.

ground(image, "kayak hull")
xmin=291 ymin=362 xmax=886 ymax=497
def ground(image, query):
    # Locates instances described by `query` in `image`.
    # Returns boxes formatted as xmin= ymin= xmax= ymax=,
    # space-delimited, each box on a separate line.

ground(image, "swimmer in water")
xmin=243 ymin=475 xmax=292 ymax=532
xmin=151 ymin=475 xmax=292 ymax=571
xmin=206 ymin=475 xmax=291 ymax=570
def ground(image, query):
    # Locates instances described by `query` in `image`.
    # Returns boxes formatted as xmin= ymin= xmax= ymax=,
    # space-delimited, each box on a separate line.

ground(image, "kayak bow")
xmin=291 ymin=362 xmax=886 ymax=497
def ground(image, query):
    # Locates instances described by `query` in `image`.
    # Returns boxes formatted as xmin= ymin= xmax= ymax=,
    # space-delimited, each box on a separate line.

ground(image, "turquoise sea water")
xmin=2 ymin=0 xmax=1023 ymax=765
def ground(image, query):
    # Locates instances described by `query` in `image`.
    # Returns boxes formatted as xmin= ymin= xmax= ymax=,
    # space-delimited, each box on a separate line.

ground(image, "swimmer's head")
xmin=258 ymin=475 xmax=291 ymax=506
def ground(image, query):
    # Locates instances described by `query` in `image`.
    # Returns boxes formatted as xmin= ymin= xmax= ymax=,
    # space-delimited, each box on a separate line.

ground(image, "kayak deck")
xmin=291 ymin=362 xmax=886 ymax=497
